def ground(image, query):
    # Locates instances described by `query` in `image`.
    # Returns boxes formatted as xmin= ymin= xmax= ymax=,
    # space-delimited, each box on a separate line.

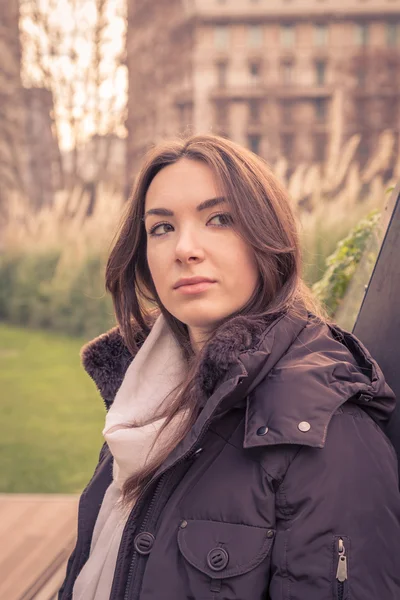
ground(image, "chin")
xmin=176 ymin=308 xmax=228 ymax=330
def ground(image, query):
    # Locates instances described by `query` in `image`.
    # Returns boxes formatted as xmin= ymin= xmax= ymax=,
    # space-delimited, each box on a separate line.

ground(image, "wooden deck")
xmin=0 ymin=494 xmax=79 ymax=600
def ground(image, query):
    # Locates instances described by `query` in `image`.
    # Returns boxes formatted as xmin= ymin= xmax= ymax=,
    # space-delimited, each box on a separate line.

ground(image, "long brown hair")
xmin=105 ymin=133 xmax=327 ymax=506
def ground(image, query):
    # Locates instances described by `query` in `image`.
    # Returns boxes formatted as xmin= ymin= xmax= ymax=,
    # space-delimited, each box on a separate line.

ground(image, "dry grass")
xmin=1 ymin=182 xmax=125 ymax=287
xmin=0 ymin=129 xmax=397 ymax=287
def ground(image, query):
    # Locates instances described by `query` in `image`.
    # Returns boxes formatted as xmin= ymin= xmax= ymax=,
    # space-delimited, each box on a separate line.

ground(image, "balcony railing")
xmin=210 ymin=83 xmax=334 ymax=101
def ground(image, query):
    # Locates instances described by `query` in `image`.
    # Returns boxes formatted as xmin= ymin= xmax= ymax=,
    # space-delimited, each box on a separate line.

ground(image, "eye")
xmin=207 ymin=212 xmax=234 ymax=227
xmin=148 ymin=222 xmax=174 ymax=237
xmin=147 ymin=212 xmax=233 ymax=237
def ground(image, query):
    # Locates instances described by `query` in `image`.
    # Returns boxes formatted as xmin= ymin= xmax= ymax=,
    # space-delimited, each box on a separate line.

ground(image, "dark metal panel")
xmin=352 ymin=184 xmax=400 ymax=474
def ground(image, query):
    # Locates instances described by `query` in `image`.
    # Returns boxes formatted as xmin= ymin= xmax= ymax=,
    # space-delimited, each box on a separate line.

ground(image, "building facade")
xmin=126 ymin=0 xmax=400 ymax=185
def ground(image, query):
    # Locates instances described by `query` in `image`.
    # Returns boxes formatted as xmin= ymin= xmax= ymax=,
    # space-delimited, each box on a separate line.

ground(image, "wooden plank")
xmin=0 ymin=495 xmax=79 ymax=600
xmin=19 ymin=517 xmax=77 ymax=600
xmin=0 ymin=503 xmax=39 ymax=555
xmin=0 ymin=501 xmax=69 ymax=589
xmin=29 ymin=559 xmax=70 ymax=600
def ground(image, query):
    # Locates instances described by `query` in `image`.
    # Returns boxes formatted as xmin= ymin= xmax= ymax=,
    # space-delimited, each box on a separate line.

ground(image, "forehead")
xmin=145 ymin=159 xmax=220 ymax=208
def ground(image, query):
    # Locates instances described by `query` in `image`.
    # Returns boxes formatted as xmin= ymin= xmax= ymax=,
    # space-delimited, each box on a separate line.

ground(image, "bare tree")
xmin=20 ymin=0 xmax=127 ymax=188
xmin=0 ymin=0 xmax=28 ymax=217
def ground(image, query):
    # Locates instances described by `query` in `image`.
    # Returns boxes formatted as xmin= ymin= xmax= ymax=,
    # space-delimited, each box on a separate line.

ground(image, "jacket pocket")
xmin=177 ymin=519 xmax=274 ymax=599
xmin=334 ymin=535 xmax=350 ymax=600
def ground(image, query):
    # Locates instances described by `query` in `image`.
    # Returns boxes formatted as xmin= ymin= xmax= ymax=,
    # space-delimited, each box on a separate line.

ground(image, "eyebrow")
xmin=143 ymin=196 xmax=227 ymax=220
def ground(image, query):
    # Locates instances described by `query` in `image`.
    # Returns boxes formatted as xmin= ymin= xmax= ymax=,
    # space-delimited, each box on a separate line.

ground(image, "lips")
xmin=174 ymin=280 xmax=215 ymax=295
xmin=173 ymin=277 xmax=215 ymax=289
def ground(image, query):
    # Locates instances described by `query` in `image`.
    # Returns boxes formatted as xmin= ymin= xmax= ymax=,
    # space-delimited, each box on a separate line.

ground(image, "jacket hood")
xmin=80 ymin=305 xmax=396 ymax=449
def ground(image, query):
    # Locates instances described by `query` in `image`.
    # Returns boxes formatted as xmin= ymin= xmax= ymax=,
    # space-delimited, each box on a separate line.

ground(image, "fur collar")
xmin=80 ymin=306 xmax=396 ymax=450
xmin=80 ymin=312 xmax=276 ymax=408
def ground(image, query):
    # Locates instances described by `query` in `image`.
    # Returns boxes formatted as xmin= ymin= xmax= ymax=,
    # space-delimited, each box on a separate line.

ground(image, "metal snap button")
xmin=179 ymin=519 xmax=188 ymax=529
xmin=207 ymin=547 xmax=229 ymax=571
xmin=267 ymin=529 xmax=275 ymax=539
xmin=134 ymin=532 xmax=155 ymax=555
xmin=298 ymin=421 xmax=311 ymax=432
xmin=257 ymin=425 xmax=269 ymax=436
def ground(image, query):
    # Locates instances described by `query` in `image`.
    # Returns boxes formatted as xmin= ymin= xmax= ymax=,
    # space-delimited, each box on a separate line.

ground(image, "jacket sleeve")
xmin=269 ymin=405 xmax=400 ymax=600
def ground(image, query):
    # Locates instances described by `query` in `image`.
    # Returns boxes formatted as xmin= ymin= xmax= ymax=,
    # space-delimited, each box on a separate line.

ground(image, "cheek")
xmin=228 ymin=243 xmax=258 ymax=277
xmin=220 ymin=241 xmax=259 ymax=293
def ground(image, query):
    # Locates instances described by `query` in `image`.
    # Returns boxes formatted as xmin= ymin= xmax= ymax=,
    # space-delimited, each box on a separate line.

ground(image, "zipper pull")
xmin=336 ymin=538 xmax=348 ymax=583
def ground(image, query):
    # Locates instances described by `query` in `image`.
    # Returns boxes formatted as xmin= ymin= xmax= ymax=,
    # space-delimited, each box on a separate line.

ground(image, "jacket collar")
xmin=243 ymin=318 xmax=395 ymax=449
xmin=80 ymin=305 xmax=395 ymax=451
xmin=79 ymin=309 xmax=276 ymax=408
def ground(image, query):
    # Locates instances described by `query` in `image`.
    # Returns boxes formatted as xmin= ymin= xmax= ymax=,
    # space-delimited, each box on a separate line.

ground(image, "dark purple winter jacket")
xmin=59 ymin=305 xmax=400 ymax=600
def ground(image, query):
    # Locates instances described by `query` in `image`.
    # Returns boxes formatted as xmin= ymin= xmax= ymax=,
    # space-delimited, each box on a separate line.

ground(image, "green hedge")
xmin=0 ymin=251 xmax=114 ymax=338
xmin=312 ymin=210 xmax=381 ymax=316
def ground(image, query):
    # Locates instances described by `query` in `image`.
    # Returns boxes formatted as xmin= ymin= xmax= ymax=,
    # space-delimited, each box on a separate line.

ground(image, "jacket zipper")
xmin=121 ymin=428 xmax=212 ymax=600
xmin=336 ymin=538 xmax=347 ymax=600
xmin=114 ymin=376 xmax=245 ymax=600
xmin=123 ymin=442 xmax=206 ymax=600
xmin=123 ymin=472 xmax=169 ymax=600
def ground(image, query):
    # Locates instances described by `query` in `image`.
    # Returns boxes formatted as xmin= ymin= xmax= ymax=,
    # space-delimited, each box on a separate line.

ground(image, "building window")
xmin=357 ymin=65 xmax=367 ymax=88
xmin=215 ymin=101 xmax=229 ymax=130
xmin=215 ymin=25 xmax=229 ymax=48
xmin=387 ymin=23 xmax=399 ymax=47
xmin=177 ymin=103 xmax=192 ymax=130
xmin=387 ymin=59 xmax=398 ymax=85
xmin=314 ymin=24 xmax=328 ymax=46
xmin=281 ymin=100 xmax=293 ymax=123
xmin=280 ymin=24 xmax=295 ymax=48
xmin=281 ymin=133 xmax=294 ymax=161
xmin=249 ymin=61 xmax=261 ymax=84
xmin=249 ymin=100 xmax=260 ymax=122
xmin=315 ymin=60 xmax=326 ymax=85
xmin=248 ymin=24 xmax=263 ymax=47
xmin=355 ymin=23 xmax=369 ymax=46
xmin=315 ymin=98 xmax=327 ymax=121
xmin=248 ymin=134 xmax=261 ymax=154
xmin=281 ymin=61 xmax=294 ymax=84
xmin=216 ymin=61 xmax=228 ymax=87
xmin=177 ymin=104 xmax=185 ymax=128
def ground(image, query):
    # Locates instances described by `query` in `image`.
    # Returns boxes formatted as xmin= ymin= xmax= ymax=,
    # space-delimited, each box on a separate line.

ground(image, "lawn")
xmin=0 ymin=323 xmax=106 ymax=493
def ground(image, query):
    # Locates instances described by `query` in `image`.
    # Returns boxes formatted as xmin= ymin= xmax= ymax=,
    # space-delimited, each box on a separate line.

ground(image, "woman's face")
xmin=144 ymin=158 xmax=259 ymax=349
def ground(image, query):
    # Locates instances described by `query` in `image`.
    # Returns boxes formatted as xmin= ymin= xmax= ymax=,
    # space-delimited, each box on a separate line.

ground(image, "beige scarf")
xmin=72 ymin=314 xmax=190 ymax=600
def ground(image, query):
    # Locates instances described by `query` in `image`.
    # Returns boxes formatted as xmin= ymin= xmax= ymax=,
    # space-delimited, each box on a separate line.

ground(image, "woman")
xmin=60 ymin=134 xmax=400 ymax=600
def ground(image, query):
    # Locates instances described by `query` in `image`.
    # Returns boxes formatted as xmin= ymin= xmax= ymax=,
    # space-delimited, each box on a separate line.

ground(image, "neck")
xmin=188 ymin=326 xmax=214 ymax=354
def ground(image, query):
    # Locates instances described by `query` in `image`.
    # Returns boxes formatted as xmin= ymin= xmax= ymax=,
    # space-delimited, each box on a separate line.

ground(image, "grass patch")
xmin=0 ymin=323 xmax=106 ymax=493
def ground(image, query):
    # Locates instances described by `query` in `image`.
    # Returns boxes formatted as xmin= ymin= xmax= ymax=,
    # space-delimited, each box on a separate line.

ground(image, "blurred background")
xmin=0 ymin=0 xmax=399 ymax=506
xmin=0 ymin=1 xmax=399 ymax=596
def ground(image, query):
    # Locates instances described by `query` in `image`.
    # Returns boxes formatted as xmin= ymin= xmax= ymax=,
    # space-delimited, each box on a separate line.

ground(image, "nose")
xmin=174 ymin=227 xmax=205 ymax=264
